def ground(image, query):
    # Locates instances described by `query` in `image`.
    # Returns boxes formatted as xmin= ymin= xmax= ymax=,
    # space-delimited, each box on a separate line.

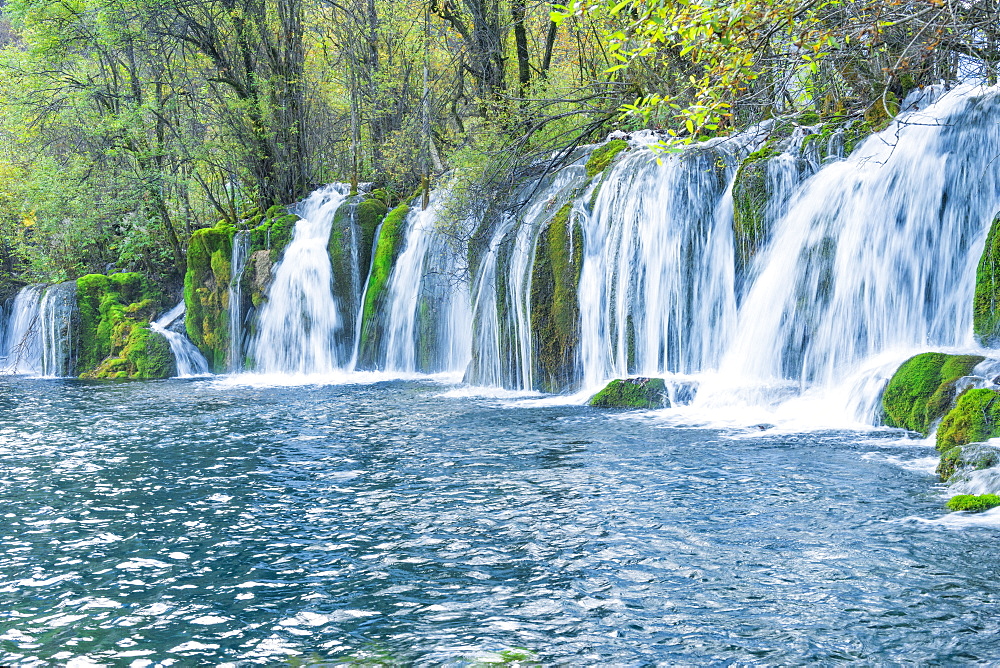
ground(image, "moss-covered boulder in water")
xmin=184 ymin=223 xmax=235 ymax=372
xmin=881 ymin=352 xmax=985 ymax=435
xmin=530 ymin=202 xmax=584 ymax=393
xmin=936 ymin=388 xmax=1000 ymax=452
xmin=357 ymin=203 xmax=411 ymax=368
xmin=946 ymin=493 xmax=1000 ymax=513
xmin=76 ymin=272 xmax=171 ymax=379
xmin=589 ymin=377 xmax=668 ymax=409
xmin=585 ymin=139 xmax=629 ymax=177
xmin=974 ymin=214 xmax=1000 ymax=346
xmin=86 ymin=326 xmax=175 ymax=379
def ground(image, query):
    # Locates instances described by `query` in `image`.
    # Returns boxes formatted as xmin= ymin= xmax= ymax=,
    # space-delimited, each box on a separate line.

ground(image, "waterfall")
xmin=715 ymin=85 xmax=1000 ymax=409
xmin=377 ymin=191 xmax=472 ymax=374
xmin=250 ymin=184 xmax=349 ymax=374
xmin=38 ymin=281 xmax=77 ymax=377
xmin=0 ymin=285 xmax=43 ymax=374
xmin=467 ymin=162 xmax=590 ymax=389
xmin=228 ymin=230 xmax=250 ymax=372
xmin=151 ymin=302 xmax=210 ymax=377
xmin=577 ymin=140 xmax=739 ymax=392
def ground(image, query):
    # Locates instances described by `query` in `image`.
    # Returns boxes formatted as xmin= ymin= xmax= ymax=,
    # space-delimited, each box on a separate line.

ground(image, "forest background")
xmin=0 ymin=0 xmax=993 ymax=292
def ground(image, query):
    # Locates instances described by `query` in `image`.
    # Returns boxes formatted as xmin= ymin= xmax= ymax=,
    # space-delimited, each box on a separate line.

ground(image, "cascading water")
xmin=0 ymin=285 xmax=43 ymax=374
xmin=228 ymin=230 xmax=250 ymax=373
xmin=150 ymin=302 xmax=210 ymax=377
xmin=466 ymin=161 xmax=590 ymax=390
xmin=250 ymin=184 xmax=349 ymax=375
xmin=577 ymin=138 xmax=740 ymax=392
xmin=377 ymin=191 xmax=472 ymax=374
xmin=38 ymin=281 xmax=76 ymax=378
xmin=713 ymin=85 xmax=1000 ymax=414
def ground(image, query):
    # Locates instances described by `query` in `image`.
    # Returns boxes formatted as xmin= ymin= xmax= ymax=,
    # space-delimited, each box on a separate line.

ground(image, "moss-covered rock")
xmin=76 ymin=272 xmax=170 ymax=379
xmin=530 ymin=202 xmax=583 ymax=393
xmin=184 ymin=223 xmax=235 ymax=373
xmin=247 ymin=204 xmax=300 ymax=264
xmin=328 ymin=197 xmax=388 ymax=359
xmin=585 ymin=139 xmax=629 ymax=177
xmin=946 ymin=493 xmax=1000 ymax=513
xmin=357 ymin=203 xmax=411 ymax=368
xmin=732 ymin=148 xmax=810 ymax=280
xmin=881 ymin=352 xmax=985 ymax=435
xmin=974 ymin=214 xmax=1000 ymax=346
xmin=936 ymin=388 xmax=1000 ymax=452
xmin=86 ymin=326 xmax=175 ymax=379
xmin=589 ymin=377 xmax=668 ymax=409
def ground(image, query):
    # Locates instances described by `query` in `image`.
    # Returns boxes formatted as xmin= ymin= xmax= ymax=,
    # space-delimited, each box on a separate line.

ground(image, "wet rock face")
xmin=974 ymin=214 xmax=1000 ymax=346
xmin=589 ymin=377 xmax=668 ymax=409
xmin=530 ymin=202 xmax=584 ymax=394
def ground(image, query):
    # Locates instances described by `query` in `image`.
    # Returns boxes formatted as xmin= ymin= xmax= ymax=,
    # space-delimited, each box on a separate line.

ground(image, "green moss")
xmin=881 ymin=353 xmax=985 ymax=435
xmin=357 ymin=203 xmax=411 ymax=368
xmin=530 ymin=202 xmax=583 ymax=393
xmin=76 ymin=272 xmax=164 ymax=377
xmin=589 ymin=377 xmax=668 ymax=409
xmin=355 ymin=199 xmax=388 ymax=277
xmin=946 ymin=493 xmax=1000 ymax=513
xmin=936 ymin=388 xmax=1000 ymax=452
xmin=75 ymin=273 xmax=170 ymax=380
xmin=974 ymin=214 xmax=1000 ymax=345
xmin=184 ymin=225 xmax=235 ymax=372
xmin=88 ymin=326 xmax=175 ymax=379
xmin=585 ymin=139 xmax=629 ymax=177
xmin=732 ymin=153 xmax=772 ymax=277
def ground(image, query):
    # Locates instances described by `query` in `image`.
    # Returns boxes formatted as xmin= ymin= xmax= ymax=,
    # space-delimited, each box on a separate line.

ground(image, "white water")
xmin=708 ymin=85 xmax=1000 ymax=418
xmin=229 ymin=85 xmax=1000 ymax=438
xmin=251 ymin=184 xmax=349 ymax=374
xmin=577 ymin=141 xmax=738 ymax=393
xmin=379 ymin=190 xmax=472 ymax=374
xmin=38 ymin=281 xmax=77 ymax=377
xmin=0 ymin=285 xmax=43 ymax=374
xmin=151 ymin=302 xmax=210 ymax=377
xmin=228 ymin=230 xmax=250 ymax=373
xmin=467 ymin=163 xmax=589 ymax=389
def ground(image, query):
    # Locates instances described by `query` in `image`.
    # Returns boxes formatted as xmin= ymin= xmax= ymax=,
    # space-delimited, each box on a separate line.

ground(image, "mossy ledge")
xmin=881 ymin=352 xmax=984 ymax=435
xmin=585 ymin=139 xmax=629 ymax=177
xmin=974 ymin=213 xmax=1000 ymax=346
xmin=184 ymin=222 xmax=235 ymax=372
xmin=329 ymin=197 xmax=389 ymax=359
xmin=946 ymin=494 xmax=1000 ymax=513
xmin=76 ymin=272 xmax=172 ymax=379
xmin=357 ymin=202 xmax=411 ymax=368
xmin=589 ymin=377 xmax=668 ymax=409
xmin=530 ymin=202 xmax=584 ymax=393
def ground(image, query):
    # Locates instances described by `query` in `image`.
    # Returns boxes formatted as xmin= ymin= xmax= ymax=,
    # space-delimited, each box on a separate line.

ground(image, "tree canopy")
xmin=0 ymin=0 xmax=994 ymax=285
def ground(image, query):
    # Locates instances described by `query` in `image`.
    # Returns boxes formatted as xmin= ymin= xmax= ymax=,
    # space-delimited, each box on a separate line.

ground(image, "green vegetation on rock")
xmin=589 ymin=377 xmax=668 ymax=409
xmin=585 ymin=139 xmax=629 ymax=177
xmin=881 ymin=352 xmax=985 ymax=435
xmin=357 ymin=203 xmax=411 ymax=367
xmin=530 ymin=202 xmax=583 ymax=393
xmin=329 ymin=197 xmax=389 ymax=358
xmin=946 ymin=493 xmax=1000 ymax=513
xmin=974 ymin=214 xmax=1000 ymax=346
xmin=76 ymin=272 xmax=171 ymax=379
xmin=184 ymin=223 xmax=235 ymax=372
xmin=935 ymin=388 xmax=1000 ymax=452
